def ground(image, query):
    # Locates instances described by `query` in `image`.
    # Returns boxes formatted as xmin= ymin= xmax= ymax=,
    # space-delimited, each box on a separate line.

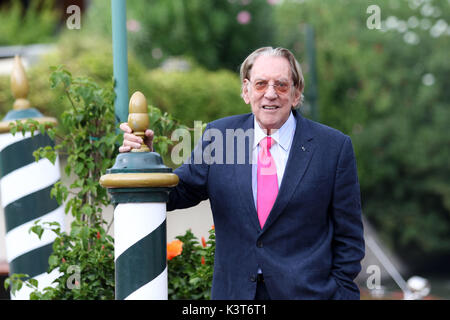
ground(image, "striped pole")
xmin=0 ymin=56 xmax=64 ymax=299
xmin=100 ymin=92 xmax=178 ymax=300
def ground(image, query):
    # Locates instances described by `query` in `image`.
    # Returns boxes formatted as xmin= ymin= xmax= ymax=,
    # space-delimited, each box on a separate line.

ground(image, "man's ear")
xmin=292 ymin=87 xmax=302 ymax=107
xmin=242 ymin=79 xmax=250 ymax=104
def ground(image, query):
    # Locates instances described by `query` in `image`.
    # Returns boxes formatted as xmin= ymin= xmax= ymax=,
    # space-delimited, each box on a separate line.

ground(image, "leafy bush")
xmin=5 ymin=66 xmax=118 ymax=299
xmin=168 ymin=227 xmax=215 ymax=300
xmin=0 ymin=0 xmax=59 ymax=46
xmin=144 ymin=67 xmax=249 ymax=126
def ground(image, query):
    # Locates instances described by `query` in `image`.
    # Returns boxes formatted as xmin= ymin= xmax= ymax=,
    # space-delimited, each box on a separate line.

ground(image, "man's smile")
xmin=262 ymin=105 xmax=280 ymax=110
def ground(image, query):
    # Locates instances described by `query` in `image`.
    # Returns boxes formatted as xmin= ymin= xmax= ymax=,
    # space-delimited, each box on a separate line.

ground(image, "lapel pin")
xmin=301 ymin=146 xmax=306 ymax=152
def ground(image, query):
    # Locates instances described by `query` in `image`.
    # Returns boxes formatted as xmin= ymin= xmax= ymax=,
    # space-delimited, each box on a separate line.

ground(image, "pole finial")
xmin=128 ymin=91 xmax=150 ymax=152
xmin=11 ymin=55 xmax=31 ymax=110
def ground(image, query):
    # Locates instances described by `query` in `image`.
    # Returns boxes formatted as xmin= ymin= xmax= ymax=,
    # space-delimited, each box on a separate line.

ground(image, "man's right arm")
xmin=166 ymin=123 xmax=213 ymax=211
xmin=119 ymin=122 xmax=210 ymax=211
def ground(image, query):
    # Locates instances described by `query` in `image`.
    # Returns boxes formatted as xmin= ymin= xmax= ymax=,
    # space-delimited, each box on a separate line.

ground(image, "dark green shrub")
xmin=0 ymin=0 xmax=59 ymax=46
xmin=144 ymin=67 xmax=249 ymax=126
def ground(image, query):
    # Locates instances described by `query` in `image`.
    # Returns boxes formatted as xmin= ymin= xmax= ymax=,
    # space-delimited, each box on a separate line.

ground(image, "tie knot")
xmin=260 ymin=136 xmax=274 ymax=151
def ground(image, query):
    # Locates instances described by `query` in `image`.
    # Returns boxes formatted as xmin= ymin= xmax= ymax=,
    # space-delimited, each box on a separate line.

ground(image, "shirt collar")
xmin=253 ymin=111 xmax=296 ymax=151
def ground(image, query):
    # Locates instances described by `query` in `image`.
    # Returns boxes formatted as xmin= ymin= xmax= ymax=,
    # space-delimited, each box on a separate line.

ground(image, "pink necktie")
xmin=257 ymin=136 xmax=278 ymax=228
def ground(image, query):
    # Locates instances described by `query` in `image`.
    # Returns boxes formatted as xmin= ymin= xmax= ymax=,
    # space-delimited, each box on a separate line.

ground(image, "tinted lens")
xmin=254 ymin=81 xmax=268 ymax=91
xmin=252 ymin=80 xmax=290 ymax=94
xmin=275 ymin=81 xmax=290 ymax=93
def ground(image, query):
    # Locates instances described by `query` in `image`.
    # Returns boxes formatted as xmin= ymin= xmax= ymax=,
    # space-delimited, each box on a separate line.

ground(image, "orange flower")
xmin=201 ymin=236 xmax=207 ymax=248
xmin=167 ymin=239 xmax=183 ymax=260
xmin=201 ymin=256 xmax=205 ymax=265
xmin=211 ymin=225 xmax=215 ymax=230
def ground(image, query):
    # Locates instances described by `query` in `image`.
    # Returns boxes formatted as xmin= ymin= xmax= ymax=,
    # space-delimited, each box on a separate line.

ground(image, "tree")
xmin=84 ymin=0 xmax=276 ymax=71
xmin=274 ymin=0 xmax=450 ymax=269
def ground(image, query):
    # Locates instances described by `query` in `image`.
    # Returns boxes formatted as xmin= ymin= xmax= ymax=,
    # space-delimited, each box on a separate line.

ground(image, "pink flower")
xmin=127 ymin=19 xmax=141 ymax=32
xmin=267 ymin=0 xmax=280 ymax=5
xmin=237 ymin=11 xmax=251 ymax=25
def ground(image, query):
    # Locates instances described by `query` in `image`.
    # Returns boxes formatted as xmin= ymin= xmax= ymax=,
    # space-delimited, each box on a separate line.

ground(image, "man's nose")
xmin=264 ymin=85 xmax=277 ymax=99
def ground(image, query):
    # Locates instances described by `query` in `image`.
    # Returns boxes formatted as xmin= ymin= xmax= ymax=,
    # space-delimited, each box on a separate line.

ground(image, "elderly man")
xmin=119 ymin=47 xmax=365 ymax=300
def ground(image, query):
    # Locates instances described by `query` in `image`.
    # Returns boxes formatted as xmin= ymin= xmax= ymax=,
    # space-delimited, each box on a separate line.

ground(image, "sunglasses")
xmin=248 ymin=79 xmax=293 ymax=94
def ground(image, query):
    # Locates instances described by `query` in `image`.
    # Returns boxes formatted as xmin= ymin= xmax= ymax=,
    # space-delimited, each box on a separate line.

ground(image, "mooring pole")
xmin=0 ymin=56 xmax=64 ymax=299
xmin=100 ymin=92 xmax=178 ymax=300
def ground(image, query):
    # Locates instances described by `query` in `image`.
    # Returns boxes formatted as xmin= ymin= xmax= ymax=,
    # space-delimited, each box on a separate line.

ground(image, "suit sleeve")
xmin=167 ymin=124 xmax=211 ymax=211
xmin=330 ymin=135 xmax=365 ymax=299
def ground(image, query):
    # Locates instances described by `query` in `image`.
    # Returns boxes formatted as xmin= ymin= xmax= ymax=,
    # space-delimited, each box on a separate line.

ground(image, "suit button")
xmin=250 ymin=275 xmax=256 ymax=282
xmin=257 ymin=241 xmax=263 ymax=248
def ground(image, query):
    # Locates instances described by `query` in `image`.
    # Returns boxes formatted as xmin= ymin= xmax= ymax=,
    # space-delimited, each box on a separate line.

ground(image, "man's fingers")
xmin=118 ymin=145 xmax=131 ymax=153
xmin=144 ymin=129 xmax=154 ymax=151
xmin=123 ymin=132 xmax=143 ymax=144
xmin=145 ymin=129 xmax=154 ymax=138
xmin=119 ymin=122 xmax=132 ymax=133
xmin=122 ymin=139 xmax=142 ymax=150
xmin=119 ymin=124 xmax=154 ymax=152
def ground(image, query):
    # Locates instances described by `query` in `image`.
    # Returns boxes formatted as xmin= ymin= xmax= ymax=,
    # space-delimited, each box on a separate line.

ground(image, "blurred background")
xmin=0 ymin=0 xmax=448 ymax=299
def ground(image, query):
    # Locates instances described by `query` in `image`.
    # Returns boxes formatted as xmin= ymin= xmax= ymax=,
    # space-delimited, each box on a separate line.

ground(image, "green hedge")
xmin=0 ymin=32 xmax=248 ymax=125
xmin=0 ymin=0 xmax=59 ymax=46
xmin=144 ymin=67 xmax=248 ymax=127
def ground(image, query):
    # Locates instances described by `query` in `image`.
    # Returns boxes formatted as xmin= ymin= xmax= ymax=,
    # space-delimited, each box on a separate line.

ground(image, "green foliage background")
xmin=84 ymin=0 xmax=276 ymax=71
xmin=0 ymin=0 xmax=59 ymax=46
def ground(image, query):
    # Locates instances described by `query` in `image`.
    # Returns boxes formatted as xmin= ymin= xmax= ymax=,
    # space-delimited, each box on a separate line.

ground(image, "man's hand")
xmin=118 ymin=122 xmax=154 ymax=153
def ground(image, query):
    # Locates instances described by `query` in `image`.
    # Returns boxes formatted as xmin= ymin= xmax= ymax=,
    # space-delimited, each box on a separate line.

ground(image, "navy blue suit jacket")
xmin=167 ymin=110 xmax=365 ymax=299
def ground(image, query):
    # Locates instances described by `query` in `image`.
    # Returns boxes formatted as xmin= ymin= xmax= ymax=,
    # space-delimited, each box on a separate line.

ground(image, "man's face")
xmin=242 ymin=55 xmax=301 ymax=132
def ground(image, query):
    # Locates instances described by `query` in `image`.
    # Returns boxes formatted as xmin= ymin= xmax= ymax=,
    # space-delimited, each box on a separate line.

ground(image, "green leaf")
xmin=48 ymin=255 xmax=59 ymax=268
xmin=29 ymin=224 xmax=44 ymax=239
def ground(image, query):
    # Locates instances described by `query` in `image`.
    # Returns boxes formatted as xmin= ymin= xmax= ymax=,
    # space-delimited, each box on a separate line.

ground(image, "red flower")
xmin=96 ymin=231 xmax=101 ymax=240
xmin=62 ymin=257 xmax=66 ymax=263
xmin=201 ymin=256 xmax=205 ymax=265
xmin=201 ymin=236 xmax=207 ymax=248
xmin=167 ymin=240 xmax=183 ymax=260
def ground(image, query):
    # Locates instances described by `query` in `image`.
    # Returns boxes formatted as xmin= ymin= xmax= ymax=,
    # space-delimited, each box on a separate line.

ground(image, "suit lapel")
xmin=234 ymin=114 xmax=261 ymax=232
xmin=262 ymin=111 xmax=316 ymax=232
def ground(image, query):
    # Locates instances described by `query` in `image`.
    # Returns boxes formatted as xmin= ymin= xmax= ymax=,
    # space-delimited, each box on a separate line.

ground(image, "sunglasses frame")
xmin=247 ymin=79 xmax=293 ymax=94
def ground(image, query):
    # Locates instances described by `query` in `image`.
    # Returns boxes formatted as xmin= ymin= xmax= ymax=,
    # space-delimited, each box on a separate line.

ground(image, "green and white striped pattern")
xmin=114 ymin=202 xmax=167 ymax=300
xmin=0 ymin=131 xmax=64 ymax=299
